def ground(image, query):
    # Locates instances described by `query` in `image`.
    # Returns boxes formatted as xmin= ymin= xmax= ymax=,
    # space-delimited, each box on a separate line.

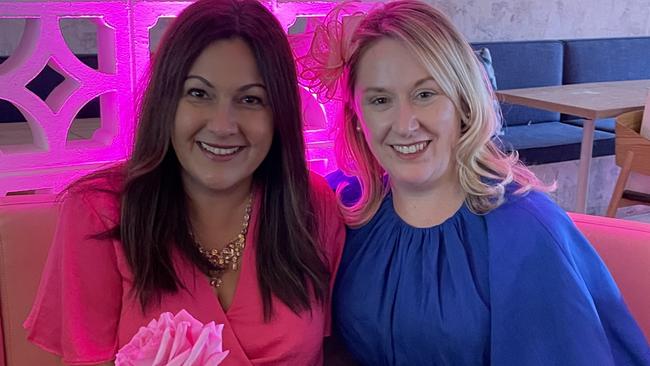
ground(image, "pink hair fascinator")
xmin=295 ymin=1 xmax=369 ymax=103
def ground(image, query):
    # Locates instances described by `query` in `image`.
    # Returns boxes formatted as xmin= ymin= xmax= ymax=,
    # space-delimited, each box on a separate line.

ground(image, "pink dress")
xmin=24 ymin=173 xmax=345 ymax=365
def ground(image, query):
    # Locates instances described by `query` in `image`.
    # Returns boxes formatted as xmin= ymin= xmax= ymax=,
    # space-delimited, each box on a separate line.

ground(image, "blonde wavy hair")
xmin=312 ymin=0 xmax=553 ymax=226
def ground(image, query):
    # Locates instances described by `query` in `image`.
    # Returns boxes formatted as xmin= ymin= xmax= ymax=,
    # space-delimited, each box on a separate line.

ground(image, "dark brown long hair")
xmin=82 ymin=0 xmax=329 ymax=320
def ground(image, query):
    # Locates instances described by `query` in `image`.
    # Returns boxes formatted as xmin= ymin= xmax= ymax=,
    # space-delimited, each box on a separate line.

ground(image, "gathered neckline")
xmin=383 ymin=192 xmax=470 ymax=230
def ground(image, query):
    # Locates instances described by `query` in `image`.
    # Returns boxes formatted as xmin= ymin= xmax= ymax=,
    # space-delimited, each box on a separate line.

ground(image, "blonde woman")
xmin=300 ymin=1 xmax=650 ymax=364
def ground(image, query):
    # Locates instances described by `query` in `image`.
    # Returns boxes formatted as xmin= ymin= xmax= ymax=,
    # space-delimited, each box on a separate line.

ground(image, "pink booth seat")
xmin=0 ymin=195 xmax=649 ymax=366
xmin=568 ymin=212 xmax=650 ymax=341
xmin=0 ymin=195 xmax=63 ymax=366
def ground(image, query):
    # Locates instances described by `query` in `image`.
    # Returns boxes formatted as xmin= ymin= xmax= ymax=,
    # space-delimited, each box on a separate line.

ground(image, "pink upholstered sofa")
xmin=1 ymin=195 xmax=649 ymax=366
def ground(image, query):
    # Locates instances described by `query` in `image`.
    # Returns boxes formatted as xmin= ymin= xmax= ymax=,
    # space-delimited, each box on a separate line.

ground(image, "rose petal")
xmin=165 ymin=349 xmax=192 ymax=366
xmin=151 ymin=327 xmax=174 ymax=365
xmin=171 ymin=310 xmax=203 ymax=346
xmin=174 ymin=310 xmax=203 ymax=330
xmin=168 ymin=319 xmax=192 ymax=359
xmin=202 ymin=351 xmax=230 ymax=365
xmin=115 ymin=309 xmax=229 ymax=366
xmin=182 ymin=322 xmax=228 ymax=365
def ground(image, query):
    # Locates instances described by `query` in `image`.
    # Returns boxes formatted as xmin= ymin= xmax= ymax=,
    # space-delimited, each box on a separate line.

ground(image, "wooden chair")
xmin=606 ymin=110 xmax=650 ymax=217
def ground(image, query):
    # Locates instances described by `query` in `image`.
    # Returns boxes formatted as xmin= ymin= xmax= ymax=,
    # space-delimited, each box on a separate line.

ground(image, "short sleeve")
xmin=24 ymin=190 xmax=123 ymax=365
xmin=487 ymin=193 xmax=650 ymax=365
xmin=309 ymin=173 xmax=346 ymax=337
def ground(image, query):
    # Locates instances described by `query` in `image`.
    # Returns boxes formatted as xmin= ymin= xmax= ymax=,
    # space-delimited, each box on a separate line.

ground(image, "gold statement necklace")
xmin=194 ymin=194 xmax=252 ymax=288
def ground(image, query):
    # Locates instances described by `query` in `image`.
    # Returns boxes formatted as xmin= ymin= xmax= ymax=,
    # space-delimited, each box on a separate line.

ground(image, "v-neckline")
xmin=190 ymin=191 xmax=259 ymax=365
xmin=214 ymin=238 xmax=250 ymax=316
xmin=206 ymin=188 xmax=259 ymax=317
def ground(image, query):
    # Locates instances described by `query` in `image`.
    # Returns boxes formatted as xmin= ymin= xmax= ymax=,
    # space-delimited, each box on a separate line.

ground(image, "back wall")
xmin=1 ymin=0 xmax=650 ymax=56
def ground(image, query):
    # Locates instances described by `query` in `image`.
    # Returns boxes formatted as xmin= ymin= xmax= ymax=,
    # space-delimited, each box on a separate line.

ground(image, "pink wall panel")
xmin=0 ymin=0 xmax=376 ymax=195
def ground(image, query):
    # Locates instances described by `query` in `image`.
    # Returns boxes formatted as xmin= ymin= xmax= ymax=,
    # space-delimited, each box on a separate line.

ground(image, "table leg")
xmin=575 ymin=119 xmax=596 ymax=213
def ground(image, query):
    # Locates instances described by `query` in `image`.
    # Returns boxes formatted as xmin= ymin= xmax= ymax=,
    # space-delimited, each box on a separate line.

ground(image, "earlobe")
xmin=346 ymin=101 xmax=364 ymax=133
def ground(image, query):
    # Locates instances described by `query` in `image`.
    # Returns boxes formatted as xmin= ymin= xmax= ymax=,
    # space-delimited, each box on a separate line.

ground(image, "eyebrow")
xmin=362 ymin=86 xmax=390 ymax=94
xmin=413 ymin=77 xmax=437 ymax=88
xmin=362 ymin=77 xmax=438 ymax=94
xmin=238 ymin=83 xmax=267 ymax=92
xmin=185 ymin=75 xmax=267 ymax=92
xmin=186 ymin=75 xmax=214 ymax=88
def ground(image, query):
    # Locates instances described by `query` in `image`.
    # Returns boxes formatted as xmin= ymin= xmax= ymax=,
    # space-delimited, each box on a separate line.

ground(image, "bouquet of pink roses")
xmin=115 ymin=309 xmax=229 ymax=366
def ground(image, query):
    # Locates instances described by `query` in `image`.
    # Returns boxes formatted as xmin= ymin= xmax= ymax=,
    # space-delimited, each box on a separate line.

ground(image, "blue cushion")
xmin=474 ymin=47 xmax=498 ymax=90
xmin=560 ymin=37 xmax=650 ymax=122
xmin=498 ymin=122 xmax=615 ymax=165
xmin=563 ymin=37 xmax=650 ymax=84
xmin=561 ymin=118 xmax=616 ymax=133
xmin=471 ymin=41 xmax=564 ymax=127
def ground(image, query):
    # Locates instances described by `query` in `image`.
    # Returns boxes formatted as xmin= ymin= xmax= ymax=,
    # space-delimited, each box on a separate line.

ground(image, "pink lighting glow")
xmin=0 ymin=0 xmax=376 ymax=195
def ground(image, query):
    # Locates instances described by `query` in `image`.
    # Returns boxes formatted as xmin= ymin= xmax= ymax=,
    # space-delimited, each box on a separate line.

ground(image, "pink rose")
xmin=115 ymin=309 xmax=229 ymax=366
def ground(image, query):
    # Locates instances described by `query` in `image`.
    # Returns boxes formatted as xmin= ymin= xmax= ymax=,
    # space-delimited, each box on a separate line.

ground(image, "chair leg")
xmin=606 ymin=151 xmax=635 ymax=217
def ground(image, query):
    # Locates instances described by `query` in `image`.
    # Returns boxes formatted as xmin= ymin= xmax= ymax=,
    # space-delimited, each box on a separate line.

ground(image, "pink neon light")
xmin=0 ymin=1 xmax=376 ymax=195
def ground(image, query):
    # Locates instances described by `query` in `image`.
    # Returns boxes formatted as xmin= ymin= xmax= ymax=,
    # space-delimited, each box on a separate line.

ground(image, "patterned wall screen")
xmin=0 ymin=0 xmax=374 ymax=195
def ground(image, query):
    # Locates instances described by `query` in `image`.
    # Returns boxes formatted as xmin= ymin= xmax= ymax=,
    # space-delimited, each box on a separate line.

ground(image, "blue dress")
xmin=332 ymin=181 xmax=650 ymax=365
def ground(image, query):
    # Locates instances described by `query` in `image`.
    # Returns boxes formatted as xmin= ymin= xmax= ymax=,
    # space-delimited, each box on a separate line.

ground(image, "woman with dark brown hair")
xmin=24 ymin=0 xmax=344 ymax=364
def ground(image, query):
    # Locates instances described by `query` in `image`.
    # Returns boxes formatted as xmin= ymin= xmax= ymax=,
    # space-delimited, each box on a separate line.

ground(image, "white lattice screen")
xmin=0 ymin=0 xmax=372 ymax=195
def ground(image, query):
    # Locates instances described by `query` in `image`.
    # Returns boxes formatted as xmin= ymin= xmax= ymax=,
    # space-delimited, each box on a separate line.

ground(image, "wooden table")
xmin=496 ymin=79 xmax=650 ymax=213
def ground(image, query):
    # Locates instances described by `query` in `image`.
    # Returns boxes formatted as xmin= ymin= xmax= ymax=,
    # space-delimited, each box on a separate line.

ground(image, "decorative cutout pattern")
xmin=0 ymin=0 xmax=376 ymax=195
